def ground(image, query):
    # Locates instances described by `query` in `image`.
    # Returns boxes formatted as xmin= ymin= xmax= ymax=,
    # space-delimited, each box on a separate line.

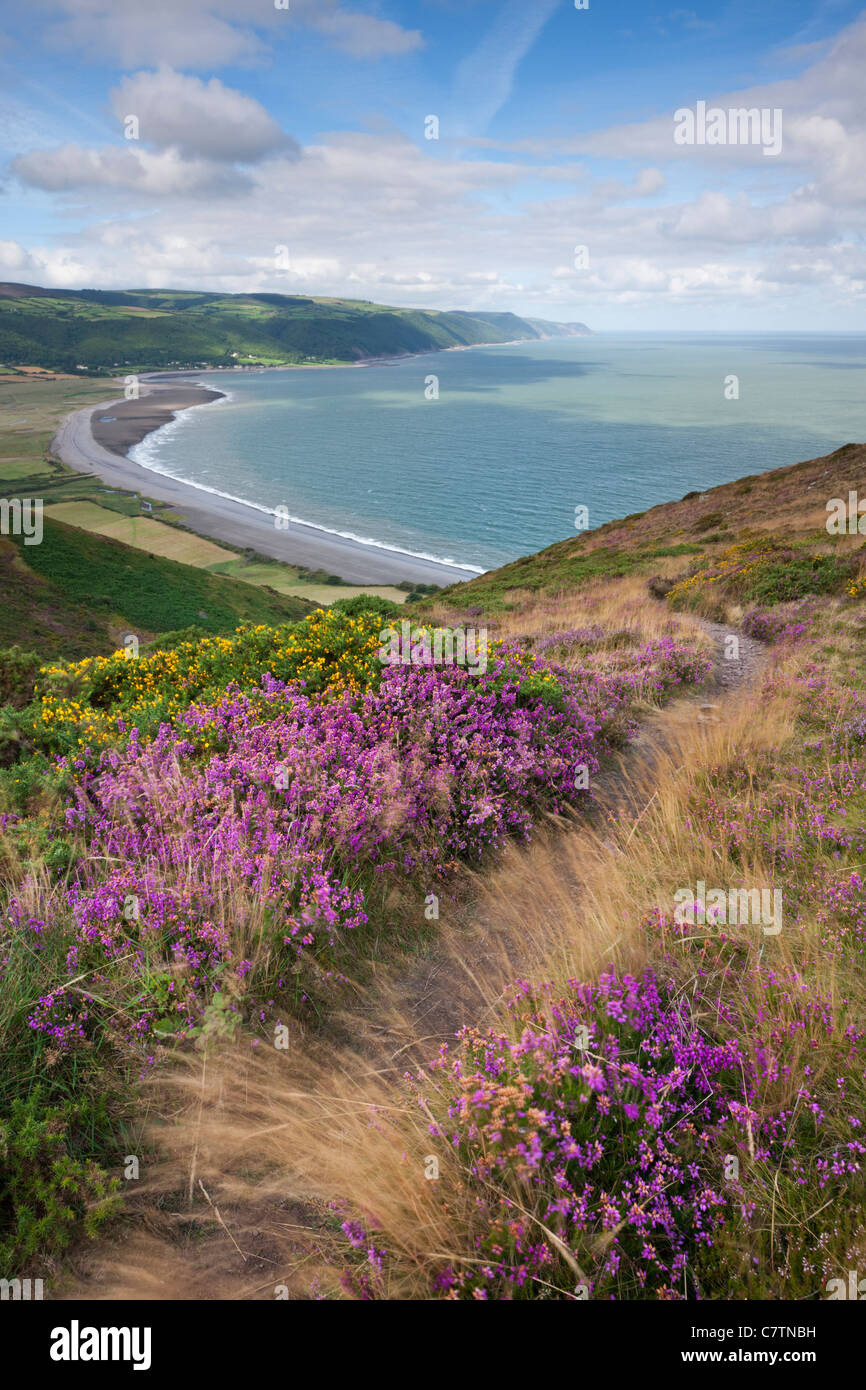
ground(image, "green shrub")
xmin=0 ymin=1092 xmax=118 ymax=1275
xmin=327 ymin=594 xmax=403 ymax=621
xmin=693 ymin=510 xmax=725 ymax=532
xmin=0 ymin=647 xmax=42 ymax=711
xmin=744 ymin=553 xmax=856 ymax=605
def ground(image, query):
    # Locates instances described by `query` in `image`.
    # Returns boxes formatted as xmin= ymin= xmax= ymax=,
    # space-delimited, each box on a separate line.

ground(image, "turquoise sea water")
xmin=130 ymin=334 xmax=866 ymax=573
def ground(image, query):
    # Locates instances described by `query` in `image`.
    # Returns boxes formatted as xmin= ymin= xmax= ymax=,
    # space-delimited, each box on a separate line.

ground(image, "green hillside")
xmin=0 ymin=518 xmax=315 ymax=663
xmin=0 ymin=284 xmax=588 ymax=374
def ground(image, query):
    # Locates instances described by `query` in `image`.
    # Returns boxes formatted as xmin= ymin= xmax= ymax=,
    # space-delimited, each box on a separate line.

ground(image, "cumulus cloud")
xmin=12 ymin=70 xmax=298 ymax=199
xmin=12 ymin=143 xmax=253 ymax=197
xmin=109 ymin=69 xmax=298 ymax=163
xmin=0 ymin=238 xmax=92 ymax=287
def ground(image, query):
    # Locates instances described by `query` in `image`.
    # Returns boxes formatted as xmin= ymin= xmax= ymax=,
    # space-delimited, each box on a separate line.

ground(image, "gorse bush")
xmin=7 ymin=609 xmax=391 ymax=774
xmin=0 ymin=1091 xmax=118 ymax=1275
xmin=666 ymin=537 xmax=861 ymax=615
xmin=31 ymin=611 xmax=385 ymax=750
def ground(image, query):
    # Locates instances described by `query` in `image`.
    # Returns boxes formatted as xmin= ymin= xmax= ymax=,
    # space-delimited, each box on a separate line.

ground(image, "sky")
xmin=0 ymin=0 xmax=864 ymax=329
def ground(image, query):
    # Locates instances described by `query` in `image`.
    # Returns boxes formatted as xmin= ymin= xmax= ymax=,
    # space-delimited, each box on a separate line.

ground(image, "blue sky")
xmin=1 ymin=0 xmax=864 ymax=328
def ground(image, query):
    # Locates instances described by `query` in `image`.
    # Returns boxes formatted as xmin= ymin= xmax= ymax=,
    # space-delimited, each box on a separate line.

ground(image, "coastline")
xmin=90 ymin=385 xmax=227 ymax=456
xmin=92 ymin=332 xmax=562 ymax=464
xmin=138 ymin=332 xmax=567 ymax=382
xmin=50 ymin=378 xmax=479 ymax=587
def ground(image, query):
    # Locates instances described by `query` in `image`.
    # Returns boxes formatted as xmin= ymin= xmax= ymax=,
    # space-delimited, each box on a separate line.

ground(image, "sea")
xmin=129 ymin=333 xmax=866 ymax=575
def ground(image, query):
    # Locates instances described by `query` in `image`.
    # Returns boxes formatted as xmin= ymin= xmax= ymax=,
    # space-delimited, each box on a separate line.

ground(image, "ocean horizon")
xmin=129 ymin=333 xmax=866 ymax=574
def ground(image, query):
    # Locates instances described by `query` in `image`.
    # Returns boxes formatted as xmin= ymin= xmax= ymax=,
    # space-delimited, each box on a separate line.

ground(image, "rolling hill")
xmin=0 ymin=283 xmax=591 ymax=374
xmin=0 ymin=517 xmax=316 ymax=666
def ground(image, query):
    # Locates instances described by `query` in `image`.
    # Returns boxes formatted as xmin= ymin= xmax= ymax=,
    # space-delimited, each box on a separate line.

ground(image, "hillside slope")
xmin=0 ymin=519 xmax=315 ymax=661
xmin=0 ymin=284 xmax=589 ymax=374
xmin=439 ymin=440 xmax=866 ymax=612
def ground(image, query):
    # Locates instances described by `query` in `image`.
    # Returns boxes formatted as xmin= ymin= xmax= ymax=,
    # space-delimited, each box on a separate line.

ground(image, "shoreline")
xmin=50 ymin=378 xmax=480 ymax=587
xmin=138 ymin=333 xmax=564 ymax=382
xmin=90 ymin=385 xmax=227 ymax=457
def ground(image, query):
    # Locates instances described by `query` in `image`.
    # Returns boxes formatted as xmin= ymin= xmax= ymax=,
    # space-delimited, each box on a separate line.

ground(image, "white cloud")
xmin=7 ymin=14 xmax=866 ymax=323
xmin=12 ymin=69 xmax=299 ymax=200
xmin=110 ymin=69 xmax=298 ymax=163
xmin=294 ymin=0 xmax=422 ymax=58
xmin=37 ymin=0 xmax=266 ymax=70
xmin=594 ymin=168 xmax=666 ymax=201
xmin=34 ymin=0 xmax=422 ymax=68
xmin=0 ymin=239 xmax=92 ymax=287
xmin=12 ymin=144 xmax=253 ymax=197
xmin=0 ymin=240 xmax=40 ymax=274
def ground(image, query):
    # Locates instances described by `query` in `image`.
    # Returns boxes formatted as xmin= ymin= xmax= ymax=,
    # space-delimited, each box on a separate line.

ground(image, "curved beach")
xmin=50 ymin=381 xmax=475 ymax=587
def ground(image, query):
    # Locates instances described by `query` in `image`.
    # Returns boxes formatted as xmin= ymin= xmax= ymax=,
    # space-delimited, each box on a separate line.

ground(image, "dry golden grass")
xmin=428 ymin=569 xmax=716 ymax=674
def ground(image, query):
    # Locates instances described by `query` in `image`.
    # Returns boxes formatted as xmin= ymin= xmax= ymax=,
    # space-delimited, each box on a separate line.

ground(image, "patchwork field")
xmin=44 ymin=501 xmax=238 ymax=567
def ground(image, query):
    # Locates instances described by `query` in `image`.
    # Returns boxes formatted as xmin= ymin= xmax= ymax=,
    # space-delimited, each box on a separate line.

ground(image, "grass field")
xmin=0 ymin=520 xmax=316 ymax=657
xmin=0 ymin=375 xmax=111 ymax=460
xmin=44 ymin=501 xmax=238 ymax=567
xmin=205 ymin=557 xmax=407 ymax=604
xmin=43 ymin=504 xmax=408 ymax=603
xmin=0 ymin=457 xmax=53 ymax=479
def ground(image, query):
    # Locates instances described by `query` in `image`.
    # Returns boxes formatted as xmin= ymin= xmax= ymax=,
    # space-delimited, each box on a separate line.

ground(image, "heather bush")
xmin=5 ymin=635 xmax=708 ymax=1053
xmin=412 ymin=943 xmax=865 ymax=1300
xmin=741 ymin=601 xmax=815 ymax=644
